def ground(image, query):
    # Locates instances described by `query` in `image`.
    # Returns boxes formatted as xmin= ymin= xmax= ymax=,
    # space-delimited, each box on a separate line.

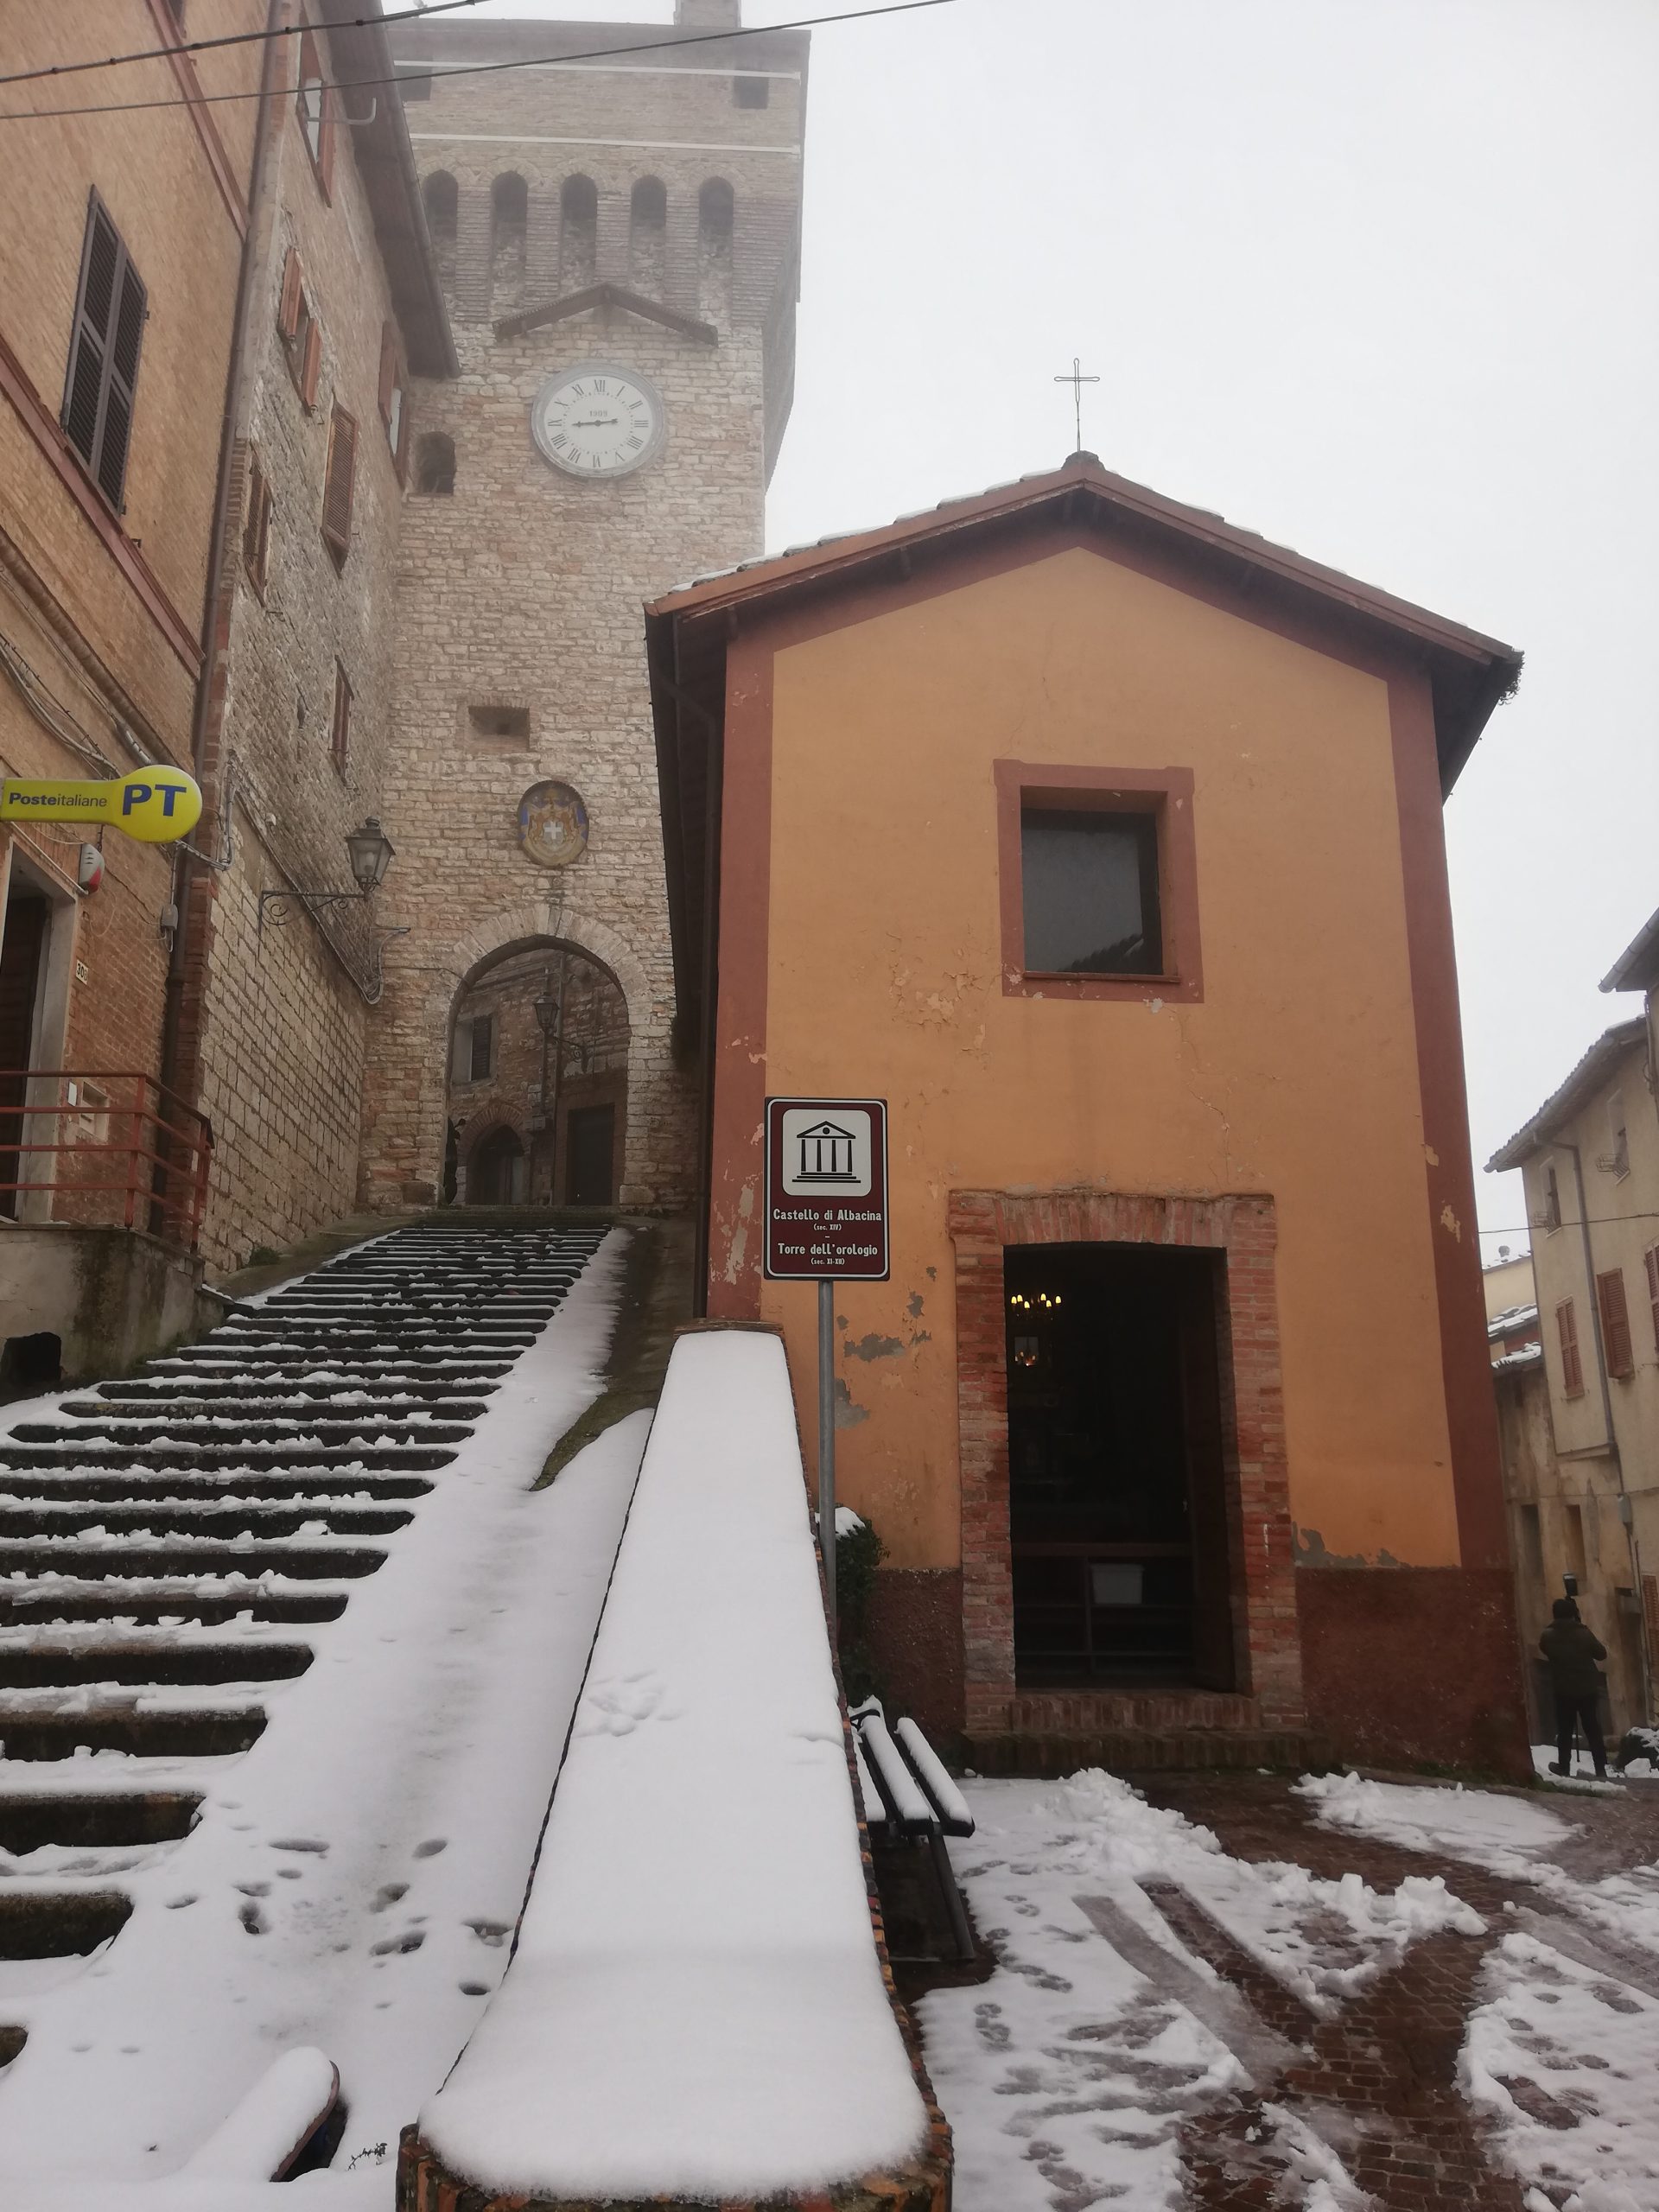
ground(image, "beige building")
xmin=1489 ymin=1012 xmax=1656 ymax=1742
xmin=1482 ymin=1249 xmax=1535 ymax=1323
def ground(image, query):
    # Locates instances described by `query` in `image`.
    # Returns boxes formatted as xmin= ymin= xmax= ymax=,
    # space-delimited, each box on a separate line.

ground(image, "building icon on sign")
xmin=793 ymin=1120 xmax=860 ymax=1184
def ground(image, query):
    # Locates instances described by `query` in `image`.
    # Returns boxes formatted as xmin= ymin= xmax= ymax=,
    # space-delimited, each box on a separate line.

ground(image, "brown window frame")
xmin=1597 ymin=1267 xmax=1634 ymax=1380
xmin=241 ymin=447 xmax=272 ymax=597
xmin=321 ymin=404 xmax=356 ymax=566
xmin=1645 ymin=1245 xmax=1659 ymax=1357
xmin=296 ymin=23 xmax=334 ymax=201
xmin=330 ymin=660 xmax=352 ymax=777
xmin=60 ymin=190 xmax=148 ymax=516
xmin=995 ymin=761 xmax=1202 ymax=1002
xmin=1556 ymin=1299 xmax=1585 ymax=1399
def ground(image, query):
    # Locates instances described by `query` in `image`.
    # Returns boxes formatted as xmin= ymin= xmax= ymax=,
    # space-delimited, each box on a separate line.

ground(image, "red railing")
xmin=0 ymin=1070 xmax=213 ymax=1251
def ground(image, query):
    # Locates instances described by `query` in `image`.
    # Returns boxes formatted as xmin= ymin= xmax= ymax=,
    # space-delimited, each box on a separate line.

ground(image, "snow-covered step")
xmin=0 ymin=1503 xmax=414 ymax=1541
xmin=0 ymin=1443 xmax=458 ymax=1471
xmin=0 ymin=1471 xmax=433 ymax=1504
xmin=0 ymin=1702 xmax=266 ymax=1760
xmin=89 ymin=1379 xmax=496 ymax=1406
xmin=0 ymin=1891 xmax=130 ymax=1957
xmin=0 ymin=1789 xmax=200 ymax=1852
xmin=0 ymin=1641 xmax=312 ymax=1690
xmin=0 ymin=1579 xmax=353 ymax=1627
xmin=0 ymin=1541 xmax=386 ymax=1580
xmin=36 ymin=1408 xmax=476 ymax=1435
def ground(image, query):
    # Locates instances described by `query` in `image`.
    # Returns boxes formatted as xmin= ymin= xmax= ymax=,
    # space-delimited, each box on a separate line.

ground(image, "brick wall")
xmin=948 ymin=1186 xmax=1306 ymax=1738
xmin=359 ymin=16 xmax=805 ymax=1213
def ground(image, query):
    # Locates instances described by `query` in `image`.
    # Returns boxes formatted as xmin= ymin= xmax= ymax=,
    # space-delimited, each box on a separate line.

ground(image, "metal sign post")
xmin=764 ymin=1096 xmax=891 ymax=1641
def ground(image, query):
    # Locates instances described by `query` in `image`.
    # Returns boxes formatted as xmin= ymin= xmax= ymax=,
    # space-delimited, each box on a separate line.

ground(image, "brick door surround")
xmin=949 ymin=1186 xmax=1305 ymax=1737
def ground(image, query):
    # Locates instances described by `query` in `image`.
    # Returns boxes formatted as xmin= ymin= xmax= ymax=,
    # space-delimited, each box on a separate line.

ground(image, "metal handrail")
xmin=0 ymin=1068 xmax=213 ymax=1251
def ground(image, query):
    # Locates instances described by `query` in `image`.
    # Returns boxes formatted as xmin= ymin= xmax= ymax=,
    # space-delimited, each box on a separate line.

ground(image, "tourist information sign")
xmin=764 ymin=1096 xmax=889 ymax=1621
xmin=763 ymin=1096 xmax=889 ymax=1281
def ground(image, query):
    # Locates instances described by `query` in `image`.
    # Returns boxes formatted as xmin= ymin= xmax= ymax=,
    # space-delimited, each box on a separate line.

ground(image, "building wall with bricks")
xmin=181 ymin=12 xmax=442 ymax=1271
xmin=0 ymin=3 xmax=259 ymax=1242
xmin=358 ymin=6 xmax=806 ymax=1212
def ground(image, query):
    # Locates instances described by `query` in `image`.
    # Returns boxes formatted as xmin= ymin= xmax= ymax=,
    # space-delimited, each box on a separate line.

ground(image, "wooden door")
xmin=565 ymin=1104 xmax=614 ymax=1205
xmin=1177 ymin=1255 xmax=1236 ymax=1691
xmin=0 ymin=895 xmax=48 ymax=1218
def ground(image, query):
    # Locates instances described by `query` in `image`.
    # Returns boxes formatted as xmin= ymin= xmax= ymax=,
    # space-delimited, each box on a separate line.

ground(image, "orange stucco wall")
xmin=723 ymin=543 xmax=1463 ymax=1573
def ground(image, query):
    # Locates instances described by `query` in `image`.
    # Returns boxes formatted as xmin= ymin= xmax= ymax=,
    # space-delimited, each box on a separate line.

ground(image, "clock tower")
xmin=363 ymin=1 xmax=807 ymax=1211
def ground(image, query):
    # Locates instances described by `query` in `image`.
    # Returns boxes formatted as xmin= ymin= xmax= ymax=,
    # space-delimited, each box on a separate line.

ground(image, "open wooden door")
xmin=1178 ymin=1253 xmax=1236 ymax=1691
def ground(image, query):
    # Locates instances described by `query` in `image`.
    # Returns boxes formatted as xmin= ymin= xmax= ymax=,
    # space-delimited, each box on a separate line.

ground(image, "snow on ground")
xmin=0 ymin=1232 xmax=645 ymax=2205
xmin=1296 ymin=1770 xmax=1573 ymax=1878
xmin=1463 ymin=1930 xmax=1659 ymax=2212
xmin=920 ymin=1770 xmax=1477 ymax=2211
xmin=419 ymin=1328 xmax=929 ymax=2205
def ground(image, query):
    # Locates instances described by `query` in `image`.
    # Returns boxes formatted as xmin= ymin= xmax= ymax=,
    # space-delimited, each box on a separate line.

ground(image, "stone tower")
xmin=362 ymin=3 xmax=806 ymax=1209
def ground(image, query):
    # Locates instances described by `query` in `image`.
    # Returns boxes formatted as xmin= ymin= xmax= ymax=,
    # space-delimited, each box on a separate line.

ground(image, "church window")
xmin=415 ymin=433 xmax=454 ymax=495
xmin=1020 ymin=808 xmax=1161 ymax=978
xmin=697 ymin=179 xmax=734 ymax=321
xmin=734 ymin=74 xmax=769 ymax=107
xmin=321 ymin=404 xmax=357 ymax=566
xmin=561 ymin=175 xmax=598 ymax=291
xmin=630 ymin=177 xmax=666 ymax=294
xmin=491 ymin=173 xmax=528 ymax=303
xmin=698 ymin=177 xmax=734 ymax=243
xmin=995 ymin=764 xmax=1202 ymax=1003
xmin=296 ymin=22 xmax=334 ymax=200
xmin=330 ymin=660 xmax=352 ymax=776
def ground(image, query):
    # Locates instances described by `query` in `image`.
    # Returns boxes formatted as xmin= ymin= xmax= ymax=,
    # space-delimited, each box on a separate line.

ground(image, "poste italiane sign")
xmin=764 ymin=1096 xmax=890 ymax=1281
xmin=0 ymin=768 xmax=203 ymax=844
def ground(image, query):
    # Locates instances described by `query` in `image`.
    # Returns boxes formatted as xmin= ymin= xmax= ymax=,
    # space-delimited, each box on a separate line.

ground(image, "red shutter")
xmin=278 ymin=248 xmax=303 ymax=340
xmin=378 ymin=321 xmax=396 ymax=423
xmin=1645 ymin=1247 xmax=1659 ymax=1357
xmin=1598 ymin=1269 xmax=1634 ymax=1379
xmin=321 ymin=405 xmax=356 ymax=561
xmin=1557 ymin=1300 xmax=1584 ymax=1398
xmin=299 ymin=318 xmax=322 ymax=409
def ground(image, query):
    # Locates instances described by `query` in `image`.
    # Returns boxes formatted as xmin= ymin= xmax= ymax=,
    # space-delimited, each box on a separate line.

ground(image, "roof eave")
xmin=1601 ymin=904 xmax=1659 ymax=994
xmin=1485 ymin=1018 xmax=1649 ymax=1171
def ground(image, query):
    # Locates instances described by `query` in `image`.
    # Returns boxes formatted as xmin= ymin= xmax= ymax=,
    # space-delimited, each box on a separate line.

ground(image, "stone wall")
xmin=360 ymin=14 xmax=806 ymax=1213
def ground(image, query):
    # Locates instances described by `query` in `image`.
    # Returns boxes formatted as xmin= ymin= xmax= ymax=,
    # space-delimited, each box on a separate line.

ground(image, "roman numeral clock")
xmin=531 ymin=364 xmax=665 ymax=478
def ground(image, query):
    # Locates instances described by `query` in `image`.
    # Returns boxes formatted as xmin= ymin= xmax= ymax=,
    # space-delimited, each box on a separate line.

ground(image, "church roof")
xmin=646 ymin=452 xmax=1522 ymax=1037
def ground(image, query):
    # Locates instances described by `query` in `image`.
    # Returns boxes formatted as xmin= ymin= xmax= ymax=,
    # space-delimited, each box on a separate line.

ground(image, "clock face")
xmin=531 ymin=364 xmax=665 ymax=480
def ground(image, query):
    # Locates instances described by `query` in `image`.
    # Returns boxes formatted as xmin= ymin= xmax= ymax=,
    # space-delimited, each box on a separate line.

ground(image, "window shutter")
xmin=1645 ymin=1247 xmax=1659 ymax=1356
xmin=62 ymin=195 xmax=146 ymax=513
xmin=321 ymin=404 xmax=356 ymax=560
xmin=378 ymin=321 xmax=396 ymax=423
xmin=331 ymin=661 xmax=351 ymax=772
xmin=242 ymin=449 xmax=270 ymax=592
xmin=299 ymin=318 xmax=322 ymax=409
xmin=318 ymin=80 xmax=335 ymax=198
xmin=1556 ymin=1300 xmax=1584 ymax=1398
xmin=1597 ymin=1268 xmax=1634 ymax=1379
xmin=278 ymin=248 xmax=304 ymax=340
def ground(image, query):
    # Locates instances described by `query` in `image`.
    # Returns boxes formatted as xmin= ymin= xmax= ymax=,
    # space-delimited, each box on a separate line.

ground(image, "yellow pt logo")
xmin=0 ymin=767 xmax=203 ymax=844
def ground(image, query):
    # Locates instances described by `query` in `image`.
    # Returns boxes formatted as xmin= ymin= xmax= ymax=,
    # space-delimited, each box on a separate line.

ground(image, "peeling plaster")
xmin=1423 ymin=1142 xmax=1440 ymax=1167
xmin=845 ymin=1332 xmax=904 ymax=1363
xmin=1295 ymin=1524 xmax=1403 ymax=1569
xmin=1439 ymin=1203 xmax=1462 ymax=1241
xmin=832 ymin=1376 xmax=869 ymax=1429
xmin=906 ymin=1292 xmax=925 ymax=1319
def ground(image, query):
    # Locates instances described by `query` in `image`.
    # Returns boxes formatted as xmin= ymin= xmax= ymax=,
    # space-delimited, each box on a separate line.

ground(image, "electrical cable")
xmin=0 ymin=0 xmax=493 ymax=90
xmin=0 ymin=0 xmax=958 ymax=123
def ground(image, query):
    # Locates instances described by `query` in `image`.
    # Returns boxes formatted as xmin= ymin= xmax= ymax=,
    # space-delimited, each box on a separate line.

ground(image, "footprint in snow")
xmin=371 ymin=1883 xmax=409 ymax=1913
xmin=372 ymin=1929 xmax=425 ymax=1956
xmin=238 ymin=1901 xmax=268 ymax=1936
xmin=270 ymin=1837 xmax=328 ymax=1855
xmin=413 ymin=1839 xmax=446 ymax=1859
xmin=578 ymin=1674 xmax=682 ymax=1736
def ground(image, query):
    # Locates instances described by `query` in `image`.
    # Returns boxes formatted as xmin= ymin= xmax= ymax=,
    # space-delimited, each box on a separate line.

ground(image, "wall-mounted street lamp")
xmin=258 ymin=818 xmax=396 ymax=936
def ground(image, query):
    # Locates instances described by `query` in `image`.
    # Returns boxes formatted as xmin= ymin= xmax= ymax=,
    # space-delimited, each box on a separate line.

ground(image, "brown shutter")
xmin=61 ymin=194 xmax=146 ymax=512
xmin=378 ymin=321 xmax=395 ymax=423
xmin=319 ymin=82 xmax=335 ymax=199
xmin=278 ymin=248 xmax=304 ymax=340
xmin=1557 ymin=1300 xmax=1584 ymax=1398
xmin=299 ymin=318 xmax=322 ymax=409
xmin=321 ymin=405 xmax=356 ymax=561
xmin=241 ymin=449 xmax=270 ymax=592
xmin=331 ymin=661 xmax=352 ymax=772
xmin=1645 ymin=1247 xmax=1659 ymax=1356
xmin=1597 ymin=1268 xmax=1633 ymax=1379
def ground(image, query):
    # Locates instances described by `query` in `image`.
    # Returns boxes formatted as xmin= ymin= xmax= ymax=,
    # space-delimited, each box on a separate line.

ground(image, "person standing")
xmin=1541 ymin=1597 xmax=1609 ymax=1779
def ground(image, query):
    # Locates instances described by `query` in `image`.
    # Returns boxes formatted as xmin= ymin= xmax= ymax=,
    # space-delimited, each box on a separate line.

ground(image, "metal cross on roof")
xmin=1053 ymin=355 xmax=1100 ymax=453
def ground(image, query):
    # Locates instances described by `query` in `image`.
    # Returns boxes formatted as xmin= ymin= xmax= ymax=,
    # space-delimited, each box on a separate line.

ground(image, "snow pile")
xmin=920 ymin=1769 xmax=1475 ymax=2209
xmin=1296 ymin=1770 xmax=1572 ymax=1878
xmin=418 ymin=1328 xmax=928 ymax=2203
xmin=1463 ymin=1930 xmax=1659 ymax=2212
xmin=0 ymin=1233 xmax=645 ymax=2200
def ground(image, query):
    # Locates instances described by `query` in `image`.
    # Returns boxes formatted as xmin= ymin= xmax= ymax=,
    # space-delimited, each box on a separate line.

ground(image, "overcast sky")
xmin=469 ymin=0 xmax=1659 ymax=1259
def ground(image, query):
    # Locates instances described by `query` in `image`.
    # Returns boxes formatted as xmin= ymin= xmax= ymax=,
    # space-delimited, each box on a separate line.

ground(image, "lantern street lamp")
xmin=258 ymin=818 xmax=397 ymax=934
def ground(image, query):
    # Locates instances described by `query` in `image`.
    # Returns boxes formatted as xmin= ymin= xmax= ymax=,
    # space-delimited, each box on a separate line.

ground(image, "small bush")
xmin=836 ymin=1510 xmax=885 ymax=1706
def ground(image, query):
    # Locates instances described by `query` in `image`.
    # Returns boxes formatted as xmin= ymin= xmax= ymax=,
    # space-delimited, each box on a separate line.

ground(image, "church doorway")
xmin=564 ymin=1103 xmax=615 ymax=1205
xmin=467 ymin=1125 xmax=526 ymax=1205
xmin=1006 ymin=1243 xmax=1236 ymax=1692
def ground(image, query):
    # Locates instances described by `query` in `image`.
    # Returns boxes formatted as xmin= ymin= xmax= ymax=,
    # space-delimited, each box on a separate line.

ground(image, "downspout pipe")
xmin=158 ymin=0 xmax=286 ymax=1128
xmin=1555 ymin=1135 xmax=1653 ymax=1721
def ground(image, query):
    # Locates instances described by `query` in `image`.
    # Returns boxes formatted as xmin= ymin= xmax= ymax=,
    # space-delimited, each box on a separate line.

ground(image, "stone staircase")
xmin=0 ymin=1221 xmax=606 ymax=2088
xmin=968 ymin=1689 xmax=1330 ymax=1777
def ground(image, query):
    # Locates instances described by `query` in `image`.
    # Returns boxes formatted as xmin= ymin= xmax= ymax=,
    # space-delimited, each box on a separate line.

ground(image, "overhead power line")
xmin=0 ymin=0 xmax=491 ymax=91
xmin=0 ymin=0 xmax=958 ymax=123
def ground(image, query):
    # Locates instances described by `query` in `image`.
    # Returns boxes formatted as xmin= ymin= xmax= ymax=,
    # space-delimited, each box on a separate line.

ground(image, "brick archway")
xmin=949 ymin=1187 xmax=1303 ymax=1737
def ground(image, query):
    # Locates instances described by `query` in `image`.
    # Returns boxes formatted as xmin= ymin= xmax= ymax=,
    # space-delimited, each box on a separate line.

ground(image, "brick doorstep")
xmin=965 ymin=1727 xmax=1333 ymax=1777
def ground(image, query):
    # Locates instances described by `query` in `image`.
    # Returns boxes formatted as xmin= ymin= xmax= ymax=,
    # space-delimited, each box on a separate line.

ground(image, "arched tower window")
xmin=697 ymin=177 xmax=734 ymax=322
xmin=414 ymin=432 xmax=454 ymax=495
xmin=423 ymin=169 xmax=458 ymax=291
xmin=490 ymin=172 xmax=527 ymax=309
xmin=561 ymin=174 xmax=597 ymax=292
xmin=629 ymin=176 xmax=666 ymax=296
